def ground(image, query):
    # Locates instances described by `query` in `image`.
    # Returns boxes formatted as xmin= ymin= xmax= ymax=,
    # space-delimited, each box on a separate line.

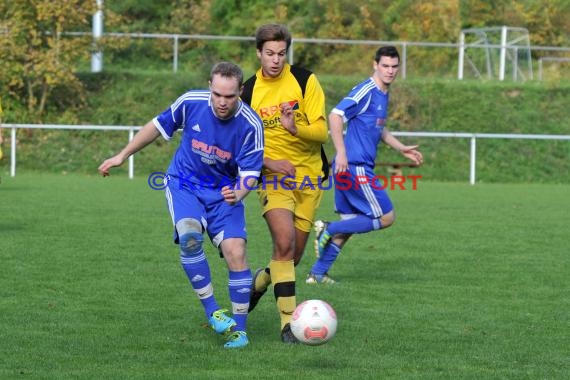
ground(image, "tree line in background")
xmin=1 ymin=0 xmax=569 ymax=121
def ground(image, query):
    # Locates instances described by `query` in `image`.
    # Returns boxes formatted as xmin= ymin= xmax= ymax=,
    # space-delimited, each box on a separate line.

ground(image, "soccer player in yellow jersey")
xmin=241 ymin=23 xmax=329 ymax=343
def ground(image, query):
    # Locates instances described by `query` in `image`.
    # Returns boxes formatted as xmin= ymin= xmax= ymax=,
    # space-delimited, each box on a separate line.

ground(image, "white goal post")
xmin=458 ymin=26 xmax=533 ymax=81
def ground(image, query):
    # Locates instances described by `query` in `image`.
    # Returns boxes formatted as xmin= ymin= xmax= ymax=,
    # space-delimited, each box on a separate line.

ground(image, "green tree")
xmin=509 ymin=0 xmax=570 ymax=47
xmin=460 ymin=0 xmax=570 ymax=47
xmin=0 ymin=1 xmax=103 ymax=120
xmin=164 ymin=0 xmax=296 ymax=72
xmin=108 ymin=0 xmax=171 ymax=31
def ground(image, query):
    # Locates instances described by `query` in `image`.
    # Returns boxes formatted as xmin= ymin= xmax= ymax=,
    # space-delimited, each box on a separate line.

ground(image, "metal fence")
xmin=3 ymin=124 xmax=570 ymax=185
xmin=66 ymin=31 xmax=570 ymax=81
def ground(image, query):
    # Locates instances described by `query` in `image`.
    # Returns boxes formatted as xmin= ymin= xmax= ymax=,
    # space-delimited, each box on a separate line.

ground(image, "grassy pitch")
xmin=1 ymin=173 xmax=568 ymax=379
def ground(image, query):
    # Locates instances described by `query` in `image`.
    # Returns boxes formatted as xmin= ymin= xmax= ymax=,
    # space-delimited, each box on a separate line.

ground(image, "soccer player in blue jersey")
xmin=98 ymin=62 xmax=264 ymax=348
xmin=307 ymin=46 xmax=423 ymax=284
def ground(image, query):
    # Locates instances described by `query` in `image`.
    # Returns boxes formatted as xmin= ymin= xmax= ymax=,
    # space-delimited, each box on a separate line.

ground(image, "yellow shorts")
xmin=257 ymin=185 xmax=323 ymax=232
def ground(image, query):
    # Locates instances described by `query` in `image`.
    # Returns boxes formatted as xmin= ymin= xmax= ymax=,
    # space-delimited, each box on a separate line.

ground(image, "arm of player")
xmin=98 ymin=120 xmax=161 ymax=176
xmin=294 ymin=74 xmax=328 ymax=143
xmin=381 ymin=128 xmax=424 ymax=166
xmin=329 ymin=112 xmax=348 ymax=174
xmin=221 ymin=176 xmax=258 ymax=205
xmin=279 ymin=104 xmax=327 ymax=143
xmin=278 ymin=74 xmax=328 ymax=143
xmin=279 ymin=101 xmax=327 ymax=143
xmin=293 ymin=117 xmax=328 ymax=143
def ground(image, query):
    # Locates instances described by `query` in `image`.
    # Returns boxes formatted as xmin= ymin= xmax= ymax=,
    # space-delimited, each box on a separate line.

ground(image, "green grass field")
xmin=1 ymin=173 xmax=569 ymax=379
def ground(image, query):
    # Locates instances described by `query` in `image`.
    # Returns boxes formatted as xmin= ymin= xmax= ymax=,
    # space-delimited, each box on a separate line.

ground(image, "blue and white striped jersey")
xmin=331 ymin=78 xmax=390 ymax=167
xmin=153 ymin=90 xmax=264 ymax=188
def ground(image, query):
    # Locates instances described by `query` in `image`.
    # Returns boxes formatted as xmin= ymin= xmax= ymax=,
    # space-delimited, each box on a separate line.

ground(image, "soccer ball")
xmin=291 ymin=299 xmax=337 ymax=345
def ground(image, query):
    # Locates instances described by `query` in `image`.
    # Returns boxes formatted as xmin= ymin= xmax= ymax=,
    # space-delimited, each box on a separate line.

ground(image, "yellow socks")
xmin=254 ymin=267 xmax=271 ymax=292
xmin=269 ymin=259 xmax=296 ymax=329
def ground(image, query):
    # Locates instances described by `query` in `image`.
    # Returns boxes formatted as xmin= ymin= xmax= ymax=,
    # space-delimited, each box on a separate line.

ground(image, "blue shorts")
xmin=165 ymin=176 xmax=246 ymax=248
xmin=333 ymin=163 xmax=393 ymax=218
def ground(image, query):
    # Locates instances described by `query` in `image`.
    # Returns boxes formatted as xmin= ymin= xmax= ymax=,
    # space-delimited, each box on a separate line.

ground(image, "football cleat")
xmin=280 ymin=323 xmax=299 ymax=344
xmin=248 ymin=268 xmax=268 ymax=312
xmin=224 ymin=330 xmax=249 ymax=348
xmin=306 ymin=272 xmax=338 ymax=285
xmin=209 ymin=309 xmax=236 ymax=334
xmin=313 ymin=220 xmax=330 ymax=258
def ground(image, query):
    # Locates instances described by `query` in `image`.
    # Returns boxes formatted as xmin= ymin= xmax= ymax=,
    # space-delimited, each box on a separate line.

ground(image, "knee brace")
xmin=176 ymin=218 xmax=204 ymax=256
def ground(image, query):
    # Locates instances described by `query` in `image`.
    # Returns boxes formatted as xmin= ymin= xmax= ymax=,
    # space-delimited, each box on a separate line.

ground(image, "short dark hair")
xmin=255 ymin=24 xmax=292 ymax=51
xmin=374 ymin=46 xmax=400 ymax=63
xmin=210 ymin=62 xmax=244 ymax=87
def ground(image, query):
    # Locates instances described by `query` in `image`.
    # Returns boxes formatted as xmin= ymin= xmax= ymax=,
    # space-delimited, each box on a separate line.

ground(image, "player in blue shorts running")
xmin=98 ymin=62 xmax=264 ymax=348
xmin=307 ymin=46 xmax=423 ymax=284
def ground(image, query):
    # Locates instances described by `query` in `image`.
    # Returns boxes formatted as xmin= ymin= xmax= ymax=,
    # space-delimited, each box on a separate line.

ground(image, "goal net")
xmin=458 ymin=26 xmax=533 ymax=81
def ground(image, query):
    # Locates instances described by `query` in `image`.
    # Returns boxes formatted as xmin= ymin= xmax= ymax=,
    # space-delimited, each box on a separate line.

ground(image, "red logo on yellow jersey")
xmin=259 ymin=100 xmax=299 ymax=118
xmin=281 ymin=100 xmax=299 ymax=110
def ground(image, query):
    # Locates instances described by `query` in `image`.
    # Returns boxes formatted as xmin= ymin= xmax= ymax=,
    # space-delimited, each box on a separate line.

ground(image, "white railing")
xmin=538 ymin=57 xmax=570 ymax=81
xmin=3 ymin=124 xmax=141 ymax=179
xmin=62 ymin=31 xmax=570 ymax=80
xmin=393 ymin=131 xmax=570 ymax=184
xmin=3 ymin=124 xmax=570 ymax=185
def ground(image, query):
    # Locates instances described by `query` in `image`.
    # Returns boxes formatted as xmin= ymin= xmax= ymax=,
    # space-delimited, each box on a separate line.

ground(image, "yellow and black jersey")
xmin=242 ymin=64 xmax=328 ymax=183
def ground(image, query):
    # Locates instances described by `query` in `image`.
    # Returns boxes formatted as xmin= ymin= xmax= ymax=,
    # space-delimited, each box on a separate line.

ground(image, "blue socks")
xmin=181 ymin=251 xmax=252 ymax=331
xmin=312 ymin=216 xmax=382 ymax=276
xmin=228 ymin=269 xmax=252 ymax=331
xmin=310 ymin=242 xmax=342 ymax=275
xmin=328 ymin=215 xmax=381 ymax=235
xmin=180 ymin=250 xmax=220 ymax=318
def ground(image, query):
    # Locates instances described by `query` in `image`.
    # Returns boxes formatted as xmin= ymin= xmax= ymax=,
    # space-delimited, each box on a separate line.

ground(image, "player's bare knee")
xmin=221 ymin=244 xmax=245 ymax=260
xmin=219 ymin=239 xmax=247 ymax=270
xmin=332 ymin=233 xmax=351 ymax=248
xmin=273 ymin=239 xmax=295 ymax=260
xmin=380 ymin=211 xmax=395 ymax=229
xmin=176 ymin=218 xmax=204 ymax=256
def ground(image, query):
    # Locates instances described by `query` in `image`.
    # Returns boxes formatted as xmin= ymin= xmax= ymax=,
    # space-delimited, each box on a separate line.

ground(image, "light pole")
xmin=91 ymin=0 xmax=104 ymax=72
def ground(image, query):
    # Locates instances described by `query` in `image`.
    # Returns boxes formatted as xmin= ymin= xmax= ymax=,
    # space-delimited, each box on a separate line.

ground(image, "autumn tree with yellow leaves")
xmin=0 ymin=1 xmax=120 ymax=119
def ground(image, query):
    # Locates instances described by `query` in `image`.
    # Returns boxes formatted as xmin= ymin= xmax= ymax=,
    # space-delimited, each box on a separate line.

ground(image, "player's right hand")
xmin=98 ymin=156 xmax=124 ymax=177
xmin=334 ymin=153 xmax=348 ymax=174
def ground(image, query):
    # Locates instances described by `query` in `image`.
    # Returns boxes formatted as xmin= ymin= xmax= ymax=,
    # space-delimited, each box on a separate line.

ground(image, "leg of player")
xmin=293 ymin=227 xmax=310 ymax=266
xmin=306 ymin=233 xmax=350 ymax=284
xmin=176 ymin=219 xmax=236 ymax=336
xmin=249 ymin=209 xmax=295 ymax=312
xmin=264 ymin=208 xmax=299 ymax=343
xmin=219 ymin=237 xmax=252 ymax=348
xmin=308 ymin=212 xmax=394 ymax=284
